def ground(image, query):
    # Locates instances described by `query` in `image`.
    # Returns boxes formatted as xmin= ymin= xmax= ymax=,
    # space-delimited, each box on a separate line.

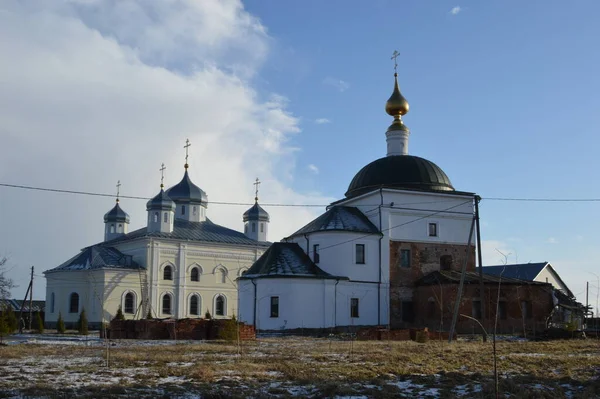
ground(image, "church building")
xmin=238 ymin=67 xmax=479 ymax=331
xmin=44 ymin=144 xmax=270 ymax=329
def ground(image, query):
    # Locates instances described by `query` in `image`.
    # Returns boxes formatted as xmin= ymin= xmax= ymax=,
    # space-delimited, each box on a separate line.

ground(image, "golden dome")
xmin=385 ymin=73 xmax=409 ymax=118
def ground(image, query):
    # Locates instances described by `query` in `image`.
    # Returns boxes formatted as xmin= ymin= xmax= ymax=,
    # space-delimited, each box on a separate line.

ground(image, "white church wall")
xmin=335 ymin=281 xmax=380 ymax=326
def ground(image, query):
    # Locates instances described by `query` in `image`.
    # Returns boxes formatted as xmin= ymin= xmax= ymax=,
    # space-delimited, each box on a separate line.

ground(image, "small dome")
xmin=243 ymin=202 xmax=270 ymax=222
xmin=146 ymin=189 xmax=176 ymax=211
xmin=166 ymin=170 xmax=207 ymax=205
xmin=385 ymin=74 xmax=409 ymax=118
xmin=346 ymin=155 xmax=455 ymax=198
xmin=104 ymin=202 xmax=130 ymax=223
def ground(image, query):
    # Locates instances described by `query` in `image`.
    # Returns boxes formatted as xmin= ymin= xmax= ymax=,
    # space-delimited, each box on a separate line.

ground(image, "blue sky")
xmin=1 ymin=1 xmax=599 ymax=307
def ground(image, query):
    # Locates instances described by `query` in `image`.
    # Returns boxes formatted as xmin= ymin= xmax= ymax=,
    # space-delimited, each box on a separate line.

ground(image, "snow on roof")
xmin=288 ymin=206 xmax=380 ymax=237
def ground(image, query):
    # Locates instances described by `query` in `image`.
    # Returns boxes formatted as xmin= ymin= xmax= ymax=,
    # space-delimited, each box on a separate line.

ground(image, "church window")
xmin=124 ymin=292 xmax=135 ymax=314
xmin=110 ymin=224 xmax=115 ymax=233
xmin=472 ymin=300 xmax=482 ymax=319
xmin=118 ymin=223 xmax=122 ymax=231
xmin=350 ymin=298 xmax=359 ymax=318
xmin=260 ymin=223 xmax=264 ymax=233
xmin=252 ymin=223 xmax=256 ymax=233
xmin=193 ymin=206 xmax=197 ymax=215
xmin=218 ymin=268 xmax=227 ymax=284
xmin=244 ymin=224 xmax=248 ymax=234
xmin=400 ymin=249 xmax=411 ymax=268
xmin=190 ymin=295 xmax=199 ymax=316
xmin=428 ymin=223 xmax=438 ymax=237
xmin=270 ymin=296 xmax=279 ymax=318
xmin=355 ymin=244 xmax=365 ymax=264
xmin=182 ymin=205 xmax=186 ymax=215
xmin=191 ymin=267 xmax=200 ymax=282
xmin=215 ymin=295 xmax=225 ymax=316
xmin=164 ymin=212 xmax=168 ymax=223
xmin=440 ymin=255 xmax=453 ymax=271
xmin=162 ymin=294 xmax=172 ymax=315
xmin=154 ymin=212 xmax=159 ymax=223
xmin=163 ymin=265 xmax=173 ymax=280
xmin=50 ymin=293 xmax=55 ymax=313
xmin=69 ymin=293 xmax=79 ymax=314
xmin=401 ymin=301 xmax=414 ymax=322
xmin=313 ymin=244 xmax=320 ymax=263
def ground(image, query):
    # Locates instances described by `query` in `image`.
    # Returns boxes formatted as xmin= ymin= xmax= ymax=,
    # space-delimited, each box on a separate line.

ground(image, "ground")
xmin=0 ymin=334 xmax=599 ymax=398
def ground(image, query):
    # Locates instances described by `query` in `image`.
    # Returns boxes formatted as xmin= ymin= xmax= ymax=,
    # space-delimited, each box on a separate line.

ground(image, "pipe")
xmin=378 ymin=188 xmax=383 ymax=326
xmin=251 ymin=279 xmax=257 ymax=330
xmin=334 ymin=279 xmax=340 ymax=328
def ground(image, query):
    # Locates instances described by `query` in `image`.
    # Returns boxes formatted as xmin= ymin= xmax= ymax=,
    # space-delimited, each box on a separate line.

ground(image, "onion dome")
xmin=146 ymin=189 xmax=176 ymax=211
xmin=345 ymin=155 xmax=455 ymax=198
xmin=165 ymin=170 xmax=208 ymax=205
xmin=243 ymin=201 xmax=270 ymax=222
xmin=103 ymin=201 xmax=130 ymax=223
xmin=385 ymin=73 xmax=410 ymax=132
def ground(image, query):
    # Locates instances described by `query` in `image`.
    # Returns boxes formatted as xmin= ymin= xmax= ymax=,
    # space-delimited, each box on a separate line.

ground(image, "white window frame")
xmin=427 ymin=221 xmax=439 ymax=237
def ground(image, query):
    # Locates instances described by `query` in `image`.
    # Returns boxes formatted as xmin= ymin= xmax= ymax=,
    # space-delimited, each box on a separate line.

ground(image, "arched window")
xmin=163 ymin=212 xmax=168 ymax=223
xmin=118 ymin=223 xmax=122 ymax=231
xmin=50 ymin=293 xmax=55 ymax=313
xmin=440 ymin=255 xmax=453 ymax=271
xmin=69 ymin=293 xmax=79 ymax=313
xmin=110 ymin=224 xmax=115 ymax=233
xmin=244 ymin=224 xmax=248 ymax=234
xmin=190 ymin=295 xmax=199 ymax=316
xmin=182 ymin=205 xmax=186 ymax=215
xmin=191 ymin=267 xmax=200 ymax=282
xmin=260 ymin=223 xmax=264 ymax=233
xmin=252 ymin=223 xmax=256 ymax=233
xmin=124 ymin=292 xmax=135 ymax=314
xmin=154 ymin=212 xmax=159 ymax=223
xmin=162 ymin=294 xmax=172 ymax=315
xmin=163 ymin=265 xmax=173 ymax=280
xmin=215 ymin=295 xmax=225 ymax=316
xmin=193 ymin=206 xmax=197 ymax=215
xmin=218 ymin=268 xmax=227 ymax=284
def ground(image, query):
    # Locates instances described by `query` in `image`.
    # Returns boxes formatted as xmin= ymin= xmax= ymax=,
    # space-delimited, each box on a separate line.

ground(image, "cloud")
xmin=322 ymin=77 xmax=350 ymax=92
xmin=0 ymin=0 xmax=334 ymax=298
xmin=315 ymin=118 xmax=331 ymax=124
xmin=547 ymin=237 xmax=559 ymax=244
xmin=479 ymin=240 xmax=517 ymax=266
xmin=450 ymin=6 xmax=461 ymax=15
xmin=307 ymin=164 xmax=319 ymax=174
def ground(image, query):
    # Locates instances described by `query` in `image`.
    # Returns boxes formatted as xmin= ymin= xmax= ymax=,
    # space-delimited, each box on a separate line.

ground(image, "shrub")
xmin=217 ymin=317 xmax=238 ymax=342
xmin=4 ymin=306 xmax=17 ymax=333
xmin=0 ymin=312 xmax=9 ymax=342
xmin=204 ymin=310 xmax=212 ymax=320
xmin=77 ymin=308 xmax=88 ymax=335
xmin=114 ymin=305 xmax=125 ymax=321
xmin=146 ymin=308 xmax=153 ymax=320
xmin=34 ymin=312 xmax=44 ymax=334
xmin=56 ymin=312 xmax=66 ymax=334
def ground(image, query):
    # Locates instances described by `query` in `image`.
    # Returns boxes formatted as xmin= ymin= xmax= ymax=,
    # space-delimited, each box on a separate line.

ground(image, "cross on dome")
xmin=184 ymin=139 xmax=191 ymax=169
xmin=253 ymin=178 xmax=261 ymax=202
xmin=116 ymin=180 xmax=121 ymax=203
xmin=159 ymin=163 xmax=166 ymax=188
xmin=391 ymin=50 xmax=400 ymax=74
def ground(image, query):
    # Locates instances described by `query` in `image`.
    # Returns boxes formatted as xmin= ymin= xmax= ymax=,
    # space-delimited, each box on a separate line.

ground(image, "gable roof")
xmin=288 ymin=206 xmax=380 ymax=238
xmin=416 ymin=270 xmax=551 ymax=286
xmin=104 ymin=218 xmax=271 ymax=248
xmin=45 ymin=246 xmax=142 ymax=273
xmin=483 ymin=262 xmax=548 ymax=281
xmin=0 ymin=299 xmax=45 ymax=312
xmin=240 ymin=242 xmax=345 ymax=280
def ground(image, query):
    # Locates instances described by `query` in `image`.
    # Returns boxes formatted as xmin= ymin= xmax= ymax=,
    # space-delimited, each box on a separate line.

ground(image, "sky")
xmin=1 ymin=0 xmax=599 ymax=310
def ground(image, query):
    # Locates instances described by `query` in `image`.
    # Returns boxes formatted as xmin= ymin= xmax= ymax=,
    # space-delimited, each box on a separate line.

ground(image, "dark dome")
xmin=166 ymin=170 xmax=207 ymax=204
xmin=243 ymin=202 xmax=270 ymax=222
xmin=104 ymin=202 xmax=130 ymax=223
xmin=346 ymin=155 xmax=454 ymax=198
xmin=146 ymin=189 xmax=176 ymax=211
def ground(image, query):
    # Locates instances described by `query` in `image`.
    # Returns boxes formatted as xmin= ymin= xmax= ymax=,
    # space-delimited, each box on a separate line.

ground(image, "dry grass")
xmin=0 ymin=337 xmax=599 ymax=398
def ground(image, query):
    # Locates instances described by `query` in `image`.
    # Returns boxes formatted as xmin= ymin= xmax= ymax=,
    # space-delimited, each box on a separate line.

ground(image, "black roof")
xmin=46 ymin=246 xmax=142 ymax=273
xmin=288 ymin=206 xmax=381 ymax=237
xmin=240 ymin=242 xmax=345 ymax=279
xmin=483 ymin=263 xmax=548 ymax=281
xmin=104 ymin=201 xmax=130 ymax=223
xmin=345 ymin=155 xmax=455 ymax=198
xmin=243 ymin=201 xmax=270 ymax=222
xmin=104 ymin=218 xmax=270 ymax=248
xmin=416 ymin=270 xmax=552 ymax=286
xmin=146 ymin=188 xmax=176 ymax=211
xmin=166 ymin=170 xmax=208 ymax=204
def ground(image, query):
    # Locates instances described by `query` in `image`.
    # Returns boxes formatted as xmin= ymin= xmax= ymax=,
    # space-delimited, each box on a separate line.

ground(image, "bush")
xmin=4 ymin=306 xmax=17 ymax=333
xmin=204 ymin=310 xmax=212 ymax=320
xmin=0 ymin=312 xmax=9 ymax=342
xmin=34 ymin=312 xmax=44 ymax=334
xmin=146 ymin=308 xmax=153 ymax=320
xmin=114 ymin=305 xmax=125 ymax=321
xmin=217 ymin=317 xmax=238 ymax=342
xmin=56 ymin=312 xmax=66 ymax=334
xmin=77 ymin=308 xmax=88 ymax=335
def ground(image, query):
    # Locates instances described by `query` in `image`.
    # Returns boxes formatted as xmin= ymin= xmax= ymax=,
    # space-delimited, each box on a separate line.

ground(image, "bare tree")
xmin=0 ymin=257 xmax=15 ymax=300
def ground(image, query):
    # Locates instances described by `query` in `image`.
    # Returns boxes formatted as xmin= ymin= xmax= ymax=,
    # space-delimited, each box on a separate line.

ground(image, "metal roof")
xmin=104 ymin=218 xmax=271 ymax=248
xmin=289 ymin=206 xmax=381 ymax=237
xmin=483 ymin=263 xmax=548 ymax=281
xmin=103 ymin=201 xmax=130 ymax=223
xmin=46 ymin=246 xmax=142 ymax=273
xmin=240 ymin=242 xmax=344 ymax=280
xmin=416 ymin=270 xmax=551 ymax=286
xmin=243 ymin=202 xmax=270 ymax=222
xmin=166 ymin=170 xmax=208 ymax=204
xmin=146 ymin=188 xmax=176 ymax=211
xmin=0 ymin=299 xmax=45 ymax=312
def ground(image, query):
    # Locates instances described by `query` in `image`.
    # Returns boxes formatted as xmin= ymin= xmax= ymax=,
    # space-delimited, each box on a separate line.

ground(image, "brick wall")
xmin=106 ymin=319 xmax=256 ymax=341
xmin=389 ymin=240 xmax=475 ymax=328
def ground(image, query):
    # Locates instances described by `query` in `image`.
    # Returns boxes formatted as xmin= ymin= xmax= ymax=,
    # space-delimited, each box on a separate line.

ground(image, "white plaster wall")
xmin=536 ymin=266 xmax=570 ymax=294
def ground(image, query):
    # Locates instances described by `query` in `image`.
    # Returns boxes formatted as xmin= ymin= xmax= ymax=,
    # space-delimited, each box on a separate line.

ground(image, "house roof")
xmin=45 ymin=246 xmax=142 ymax=273
xmin=104 ymin=218 xmax=271 ymax=248
xmin=483 ymin=262 xmax=548 ymax=281
xmin=416 ymin=270 xmax=551 ymax=286
xmin=288 ymin=206 xmax=381 ymax=238
xmin=240 ymin=242 xmax=345 ymax=280
xmin=0 ymin=299 xmax=45 ymax=312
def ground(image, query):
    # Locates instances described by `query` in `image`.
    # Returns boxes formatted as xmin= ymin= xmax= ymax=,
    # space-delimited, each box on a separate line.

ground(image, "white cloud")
xmin=0 ymin=0 xmax=333 ymax=298
xmin=547 ymin=237 xmax=559 ymax=244
xmin=307 ymin=164 xmax=319 ymax=174
xmin=322 ymin=77 xmax=350 ymax=92
xmin=479 ymin=240 xmax=517 ymax=266
xmin=450 ymin=6 xmax=461 ymax=15
xmin=315 ymin=118 xmax=330 ymax=124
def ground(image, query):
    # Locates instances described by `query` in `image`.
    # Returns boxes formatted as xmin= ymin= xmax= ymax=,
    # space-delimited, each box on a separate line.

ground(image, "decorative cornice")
xmin=157 ymin=249 xmax=259 ymax=262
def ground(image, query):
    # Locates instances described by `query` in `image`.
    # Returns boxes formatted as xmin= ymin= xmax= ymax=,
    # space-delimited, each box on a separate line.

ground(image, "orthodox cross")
xmin=391 ymin=50 xmax=400 ymax=74
xmin=116 ymin=180 xmax=121 ymax=202
xmin=184 ymin=138 xmax=191 ymax=166
xmin=159 ymin=163 xmax=166 ymax=188
xmin=253 ymin=178 xmax=261 ymax=201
